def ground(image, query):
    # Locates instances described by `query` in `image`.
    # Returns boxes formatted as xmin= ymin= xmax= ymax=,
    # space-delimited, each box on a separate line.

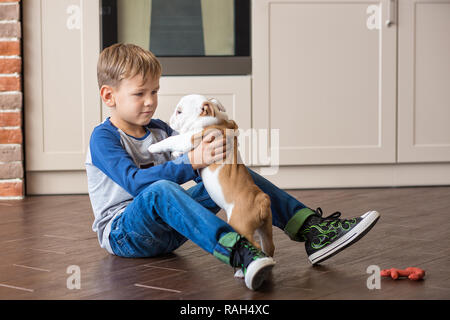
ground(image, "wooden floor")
xmin=1 ymin=186 xmax=450 ymax=300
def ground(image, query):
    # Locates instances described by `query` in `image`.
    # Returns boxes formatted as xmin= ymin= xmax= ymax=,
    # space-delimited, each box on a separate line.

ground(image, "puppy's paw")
xmin=148 ymin=144 xmax=162 ymax=153
xmin=234 ymin=269 xmax=245 ymax=278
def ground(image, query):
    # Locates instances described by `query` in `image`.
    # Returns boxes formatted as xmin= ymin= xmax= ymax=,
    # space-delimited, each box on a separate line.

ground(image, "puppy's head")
xmin=169 ymin=94 xmax=228 ymax=133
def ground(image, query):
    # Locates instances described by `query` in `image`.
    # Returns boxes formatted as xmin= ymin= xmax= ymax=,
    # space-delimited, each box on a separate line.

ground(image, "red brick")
xmin=0 ymin=3 xmax=20 ymax=20
xmin=0 ymin=162 xmax=23 ymax=179
xmin=0 ymin=144 xmax=22 ymax=161
xmin=0 ymin=128 xmax=22 ymax=144
xmin=0 ymin=58 xmax=21 ymax=74
xmin=0 ymin=76 xmax=21 ymax=91
xmin=0 ymin=180 xmax=23 ymax=197
xmin=0 ymin=22 xmax=21 ymax=38
xmin=0 ymin=41 xmax=20 ymax=56
xmin=0 ymin=92 xmax=22 ymax=110
xmin=0 ymin=111 xmax=21 ymax=126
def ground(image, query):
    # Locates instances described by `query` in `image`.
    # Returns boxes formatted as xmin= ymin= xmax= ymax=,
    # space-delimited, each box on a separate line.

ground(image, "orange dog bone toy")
xmin=380 ymin=267 xmax=425 ymax=280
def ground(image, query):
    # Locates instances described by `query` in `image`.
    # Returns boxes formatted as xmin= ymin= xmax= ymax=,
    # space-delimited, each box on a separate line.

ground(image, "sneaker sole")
xmin=308 ymin=210 xmax=380 ymax=265
xmin=245 ymin=257 xmax=276 ymax=290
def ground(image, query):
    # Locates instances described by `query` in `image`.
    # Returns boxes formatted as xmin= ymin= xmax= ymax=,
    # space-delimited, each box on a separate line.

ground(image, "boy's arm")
xmin=90 ymin=127 xmax=198 ymax=197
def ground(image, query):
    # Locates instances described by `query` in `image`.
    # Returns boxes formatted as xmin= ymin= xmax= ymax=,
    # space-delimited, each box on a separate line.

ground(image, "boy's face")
xmin=102 ymin=74 xmax=160 ymax=134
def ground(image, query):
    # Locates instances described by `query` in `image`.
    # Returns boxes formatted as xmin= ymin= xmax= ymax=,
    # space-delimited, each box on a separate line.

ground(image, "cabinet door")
xmin=24 ymin=0 xmax=101 ymax=171
xmin=397 ymin=0 xmax=450 ymax=162
xmin=252 ymin=0 xmax=397 ymax=166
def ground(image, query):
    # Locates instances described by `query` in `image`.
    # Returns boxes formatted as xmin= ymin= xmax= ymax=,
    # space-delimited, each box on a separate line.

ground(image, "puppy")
xmin=148 ymin=94 xmax=275 ymax=260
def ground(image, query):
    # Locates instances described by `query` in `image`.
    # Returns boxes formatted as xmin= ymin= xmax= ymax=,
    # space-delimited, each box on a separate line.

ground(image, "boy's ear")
xmin=100 ymin=85 xmax=116 ymax=107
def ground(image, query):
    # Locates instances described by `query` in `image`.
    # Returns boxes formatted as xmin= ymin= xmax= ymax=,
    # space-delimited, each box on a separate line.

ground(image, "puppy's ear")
xmin=200 ymin=102 xmax=215 ymax=117
xmin=208 ymin=98 xmax=226 ymax=112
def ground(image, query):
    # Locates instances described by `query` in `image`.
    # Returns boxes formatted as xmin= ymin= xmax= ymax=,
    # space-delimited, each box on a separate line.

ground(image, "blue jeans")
xmin=109 ymin=168 xmax=310 ymax=259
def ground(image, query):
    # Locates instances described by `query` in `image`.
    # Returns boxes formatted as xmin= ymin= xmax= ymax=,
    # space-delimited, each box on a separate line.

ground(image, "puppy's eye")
xmin=177 ymin=110 xmax=182 ymax=114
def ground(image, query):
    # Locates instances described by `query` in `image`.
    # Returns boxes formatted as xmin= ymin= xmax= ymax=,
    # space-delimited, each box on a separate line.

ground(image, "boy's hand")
xmin=188 ymin=129 xmax=232 ymax=170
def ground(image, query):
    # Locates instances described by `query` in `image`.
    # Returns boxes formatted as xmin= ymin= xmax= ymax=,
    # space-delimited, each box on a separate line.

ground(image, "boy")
xmin=85 ymin=43 xmax=380 ymax=291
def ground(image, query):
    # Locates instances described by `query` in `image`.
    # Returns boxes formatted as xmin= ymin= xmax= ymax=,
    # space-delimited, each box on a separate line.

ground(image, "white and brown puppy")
xmin=148 ymin=94 xmax=275 ymax=260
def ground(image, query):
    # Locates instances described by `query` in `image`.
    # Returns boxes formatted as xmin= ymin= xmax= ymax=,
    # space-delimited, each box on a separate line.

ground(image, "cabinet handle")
xmin=385 ymin=0 xmax=395 ymax=27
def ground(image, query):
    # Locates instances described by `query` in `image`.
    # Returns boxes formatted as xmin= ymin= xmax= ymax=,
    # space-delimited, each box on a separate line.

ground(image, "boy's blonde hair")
xmin=97 ymin=43 xmax=162 ymax=89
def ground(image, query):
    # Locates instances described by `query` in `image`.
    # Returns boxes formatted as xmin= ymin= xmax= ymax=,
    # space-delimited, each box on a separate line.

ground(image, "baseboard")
xmin=249 ymin=162 xmax=450 ymax=189
xmin=26 ymin=171 xmax=88 ymax=195
xmin=26 ymin=162 xmax=450 ymax=195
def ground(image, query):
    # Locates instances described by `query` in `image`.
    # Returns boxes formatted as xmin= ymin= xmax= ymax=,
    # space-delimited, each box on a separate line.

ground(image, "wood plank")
xmin=0 ymin=187 xmax=449 ymax=299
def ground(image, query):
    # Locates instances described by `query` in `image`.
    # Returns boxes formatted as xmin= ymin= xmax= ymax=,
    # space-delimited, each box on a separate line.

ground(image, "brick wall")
xmin=0 ymin=0 xmax=23 ymax=199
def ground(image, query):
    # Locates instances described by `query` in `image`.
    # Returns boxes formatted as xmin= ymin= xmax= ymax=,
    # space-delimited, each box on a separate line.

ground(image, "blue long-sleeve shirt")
xmin=85 ymin=117 xmax=200 ymax=254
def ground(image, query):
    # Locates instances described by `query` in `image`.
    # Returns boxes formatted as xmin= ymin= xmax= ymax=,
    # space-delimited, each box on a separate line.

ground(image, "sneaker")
xmin=299 ymin=208 xmax=380 ymax=265
xmin=231 ymin=236 xmax=276 ymax=290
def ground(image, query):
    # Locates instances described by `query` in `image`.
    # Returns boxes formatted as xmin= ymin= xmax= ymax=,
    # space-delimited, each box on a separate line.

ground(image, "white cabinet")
xmin=23 ymin=0 xmax=252 ymax=195
xmin=252 ymin=0 xmax=450 ymax=167
xmin=252 ymin=0 xmax=397 ymax=166
xmin=397 ymin=0 xmax=450 ymax=162
xmin=23 ymin=0 xmax=101 ymax=194
xmin=23 ymin=0 xmax=450 ymax=193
